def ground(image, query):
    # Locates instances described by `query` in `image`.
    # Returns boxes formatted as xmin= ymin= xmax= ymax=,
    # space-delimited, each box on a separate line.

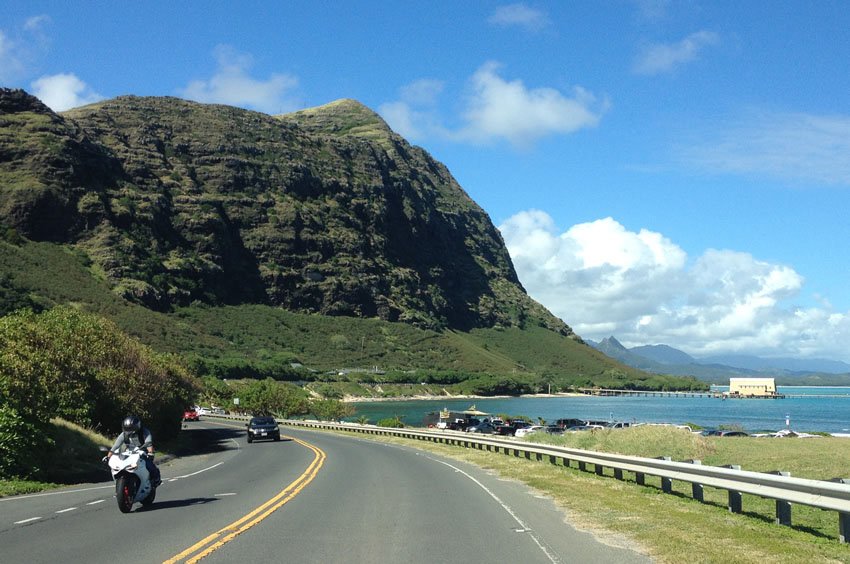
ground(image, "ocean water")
xmin=347 ymin=386 xmax=850 ymax=434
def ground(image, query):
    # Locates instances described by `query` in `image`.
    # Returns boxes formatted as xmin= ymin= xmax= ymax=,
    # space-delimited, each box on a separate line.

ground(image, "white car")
xmin=514 ymin=425 xmax=544 ymax=438
xmin=196 ymin=406 xmax=210 ymax=416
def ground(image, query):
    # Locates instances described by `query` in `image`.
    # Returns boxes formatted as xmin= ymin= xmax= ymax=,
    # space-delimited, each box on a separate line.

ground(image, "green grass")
xmin=0 ymin=417 xmax=200 ymax=498
xmin=320 ymin=426 xmax=850 ymax=563
xmin=0 ymin=418 xmax=115 ymax=498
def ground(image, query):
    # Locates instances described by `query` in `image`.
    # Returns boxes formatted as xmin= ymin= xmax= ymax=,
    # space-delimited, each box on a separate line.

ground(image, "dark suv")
xmin=246 ymin=416 xmax=281 ymax=443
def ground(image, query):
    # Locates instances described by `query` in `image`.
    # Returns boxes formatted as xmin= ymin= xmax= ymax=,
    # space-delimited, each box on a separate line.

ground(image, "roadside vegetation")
xmin=0 ymin=306 xmax=197 ymax=482
xmin=329 ymin=426 xmax=850 ymax=563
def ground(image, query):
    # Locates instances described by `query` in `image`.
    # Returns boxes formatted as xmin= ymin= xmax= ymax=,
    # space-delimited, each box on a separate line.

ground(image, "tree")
xmin=309 ymin=398 xmax=354 ymax=422
xmin=239 ymin=379 xmax=309 ymax=417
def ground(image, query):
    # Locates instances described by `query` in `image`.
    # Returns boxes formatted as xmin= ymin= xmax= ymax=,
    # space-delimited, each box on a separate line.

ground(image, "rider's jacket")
xmin=110 ymin=427 xmax=153 ymax=454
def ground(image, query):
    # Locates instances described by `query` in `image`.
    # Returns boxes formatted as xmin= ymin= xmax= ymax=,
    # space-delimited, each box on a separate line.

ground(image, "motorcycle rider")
xmin=106 ymin=415 xmax=162 ymax=487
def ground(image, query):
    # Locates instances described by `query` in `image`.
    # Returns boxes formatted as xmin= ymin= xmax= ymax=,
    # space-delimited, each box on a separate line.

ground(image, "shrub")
xmin=377 ymin=416 xmax=405 ymax=428
xmin=0 ymin=405 xmax=52 ymax=479
xmin=0 ymin=307 xmax=199 ymax=445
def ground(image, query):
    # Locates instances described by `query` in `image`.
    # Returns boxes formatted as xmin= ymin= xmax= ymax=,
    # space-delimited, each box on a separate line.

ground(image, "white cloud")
xmin=399 ymin=79 xmax=444 ymax=106
xmin=633 ymin=30 xmax=719 ymax=75
xmin=24 ymin=15 xmax=51 ymax=33
xmin=178 ymin=45 xmax=299 ymax=114
xmin=488 ymin=4 xmax=550 ymax=32
xmin=680 ymin=111 xmax=850 ymax=186
xmin=31 ymin=73 xmax=102 ymax=111
xmin=0 ymin=15 xmax=51 ymax=83
xmin=0 ymin=30 xmax=25 ymax=82
xmin=633 ymin=0 xmax=671 ymax=22
xmin=381 ymin=62 xmax=606 ymax=148
xmin=456 ymin=62 xmax=605 ymax=148
xmin=500 ymin=210 xmax=850 ymax=360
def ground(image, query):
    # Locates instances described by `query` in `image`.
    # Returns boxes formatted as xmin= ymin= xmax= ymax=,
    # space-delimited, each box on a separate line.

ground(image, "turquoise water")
xmin=348 ymin=386 xmax=850 ymax=433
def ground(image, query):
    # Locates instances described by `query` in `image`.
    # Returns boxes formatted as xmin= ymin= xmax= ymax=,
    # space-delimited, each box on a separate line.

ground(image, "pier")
xmin=575 ymin=388 xmax=785 ymax=399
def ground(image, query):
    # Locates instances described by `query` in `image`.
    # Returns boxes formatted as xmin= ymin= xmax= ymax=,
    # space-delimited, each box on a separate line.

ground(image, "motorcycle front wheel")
xmin=116 ymin=475 xmax=136 ymax=513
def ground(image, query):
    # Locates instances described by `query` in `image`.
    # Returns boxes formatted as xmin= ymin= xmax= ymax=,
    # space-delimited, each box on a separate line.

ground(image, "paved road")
xmin=1 ymin=421 xmax=650 ymax=563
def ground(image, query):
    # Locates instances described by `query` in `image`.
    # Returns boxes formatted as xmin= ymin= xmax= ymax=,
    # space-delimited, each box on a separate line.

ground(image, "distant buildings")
xmin=726 ymin=377 xmax=778 ymax=397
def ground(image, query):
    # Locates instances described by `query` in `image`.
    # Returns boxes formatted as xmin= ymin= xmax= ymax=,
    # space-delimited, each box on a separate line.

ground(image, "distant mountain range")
xmin=588 ymin=337 xmax=850 ymax=385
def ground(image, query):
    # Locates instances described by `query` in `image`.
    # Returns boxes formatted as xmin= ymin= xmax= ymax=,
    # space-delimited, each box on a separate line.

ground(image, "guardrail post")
xmin=578 ymin=461 xmax=587 ymax=472
xmin=725 ymin=465 xmax=743 ymax=513
xmin=834 ymin=478 xmax=850 ymax=542
xmin=688 ymin=460 xmax=704 ymax=502
xmin=771 ymin=471 xmax=792 ymax=526
xmin=595 ymin=464 xmax=604 ymax=476
xmin=614 ymin=468 xmax=624 ymax=480
xmin=563 ymin=457 xmax=571 ymax=468
xmin=635 ymin=472 xmax=645 ymax=485
xmin=659 ymin=457 xmax=672 ymax=493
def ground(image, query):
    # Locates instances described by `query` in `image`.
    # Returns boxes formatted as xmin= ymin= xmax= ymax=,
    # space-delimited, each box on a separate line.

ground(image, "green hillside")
xmin=0 ymin=88 xmax=709 ymax=394
xmin=0 ymin=238 xmax=704 ymax=391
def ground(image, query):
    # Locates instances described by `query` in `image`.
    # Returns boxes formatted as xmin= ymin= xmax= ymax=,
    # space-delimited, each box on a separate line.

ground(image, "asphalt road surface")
xmin=1 ymin=420 xmax=651 ymax=563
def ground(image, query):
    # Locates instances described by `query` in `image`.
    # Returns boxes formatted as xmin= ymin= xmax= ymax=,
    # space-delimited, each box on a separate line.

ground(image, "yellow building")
xmin=727 ymin=377 xmax=777 ymax=397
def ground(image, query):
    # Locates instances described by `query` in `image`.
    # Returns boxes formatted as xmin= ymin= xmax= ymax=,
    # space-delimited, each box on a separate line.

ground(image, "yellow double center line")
xmin=165 ymin=436 xmax=326 ymax=563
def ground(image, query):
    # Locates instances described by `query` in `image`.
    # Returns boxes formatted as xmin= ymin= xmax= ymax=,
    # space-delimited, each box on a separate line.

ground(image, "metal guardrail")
xmin=204 ymin=414 xmax=850 ymax=542
xmin=292 ymin=420 xmax=850 ymax=542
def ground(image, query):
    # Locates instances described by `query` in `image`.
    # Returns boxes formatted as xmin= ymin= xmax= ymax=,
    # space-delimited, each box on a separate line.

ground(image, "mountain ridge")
xmin=588 ymin=336 xmax=850 ymax=383
xmin=0 ymin=88 xmax=574 ymax=335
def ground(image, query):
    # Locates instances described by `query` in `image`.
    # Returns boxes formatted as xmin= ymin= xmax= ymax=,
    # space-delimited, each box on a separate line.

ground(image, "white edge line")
xmin=1 ymin=484 xmax=113 ymax=501
xmin=4 ymin=461 xmax=224 ymax=501
xmin=427 ymin=456 xmax=560 ymax=564
xmin=171 ymin=461 xmax=224 ymax=480
xmin=14 ymin=517 xmax=42 ymax=524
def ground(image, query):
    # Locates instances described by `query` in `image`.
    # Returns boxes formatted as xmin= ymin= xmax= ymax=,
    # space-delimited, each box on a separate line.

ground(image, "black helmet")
xmin=122 ymin=415 xmax=141 ymax=434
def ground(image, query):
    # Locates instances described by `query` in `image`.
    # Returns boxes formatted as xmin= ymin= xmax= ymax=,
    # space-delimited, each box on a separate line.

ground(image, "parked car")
xmin=467 ymin=421 xmax=497 ymax=434
xmin=567 ymin=424 xmax=605 ymax=432
xmin=246 ymin=416 xmax=281 ymax=443
xmin=514 ymin=425 xmax=544 ymax=438
xmin=606 ymin=421 xmax=631 ymax=429
xmin=183 ymin=409 xmax=200 ymax=422
xmin=496 ymin=421 xmax=531 ymax=436
xmin=544 ymin=425 xmax=564 ymax=435
xmin=702 ymin=429 xmax=749 ymax=437
xmin=555 ymin=418 xmax=587 ymax=429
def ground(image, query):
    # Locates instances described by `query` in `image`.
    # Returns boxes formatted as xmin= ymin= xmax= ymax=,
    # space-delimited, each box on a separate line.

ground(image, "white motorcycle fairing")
xmin=107 ymin=446 xmax=156 ymax=513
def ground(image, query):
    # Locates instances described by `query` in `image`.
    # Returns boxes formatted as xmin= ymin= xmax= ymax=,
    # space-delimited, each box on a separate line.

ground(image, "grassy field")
xmin=324 ymin=426 xmax=850 ymax=563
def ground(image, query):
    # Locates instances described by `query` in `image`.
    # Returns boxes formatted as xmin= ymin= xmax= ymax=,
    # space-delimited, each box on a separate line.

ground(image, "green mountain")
xmin=0 ymin=88 xmax=706 ymax=390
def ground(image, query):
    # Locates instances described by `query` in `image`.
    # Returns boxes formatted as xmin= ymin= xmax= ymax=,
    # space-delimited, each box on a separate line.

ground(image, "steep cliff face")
xmin=0 ymin=89 xmax=574 ymax=336
xmin=0 ymin=89 xmax=123 ymax=241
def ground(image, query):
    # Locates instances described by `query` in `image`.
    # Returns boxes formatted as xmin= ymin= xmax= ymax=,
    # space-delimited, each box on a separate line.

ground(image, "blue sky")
xmin=3 ymin=2 xmax=850 ymax=361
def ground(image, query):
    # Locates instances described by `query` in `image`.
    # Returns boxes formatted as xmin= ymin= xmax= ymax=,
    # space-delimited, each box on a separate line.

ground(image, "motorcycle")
xmin=100 ymin=446 xmax=157 ymax=513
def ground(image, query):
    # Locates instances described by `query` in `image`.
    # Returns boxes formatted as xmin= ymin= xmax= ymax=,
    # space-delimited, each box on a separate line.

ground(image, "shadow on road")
xmin=137 ymin=497 xmax=219 ymax=511
xmin=170 ymin=426 xmax=245 ymax=457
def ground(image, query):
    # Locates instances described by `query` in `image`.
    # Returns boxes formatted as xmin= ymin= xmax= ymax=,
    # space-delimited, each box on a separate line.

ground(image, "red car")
xmin=183 ymin=409 xmax=200 ymax=422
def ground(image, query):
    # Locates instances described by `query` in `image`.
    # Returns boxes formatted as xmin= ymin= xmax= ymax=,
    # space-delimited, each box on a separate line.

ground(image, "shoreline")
xmin=342 ymin=392 xmax=586 ymax=403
